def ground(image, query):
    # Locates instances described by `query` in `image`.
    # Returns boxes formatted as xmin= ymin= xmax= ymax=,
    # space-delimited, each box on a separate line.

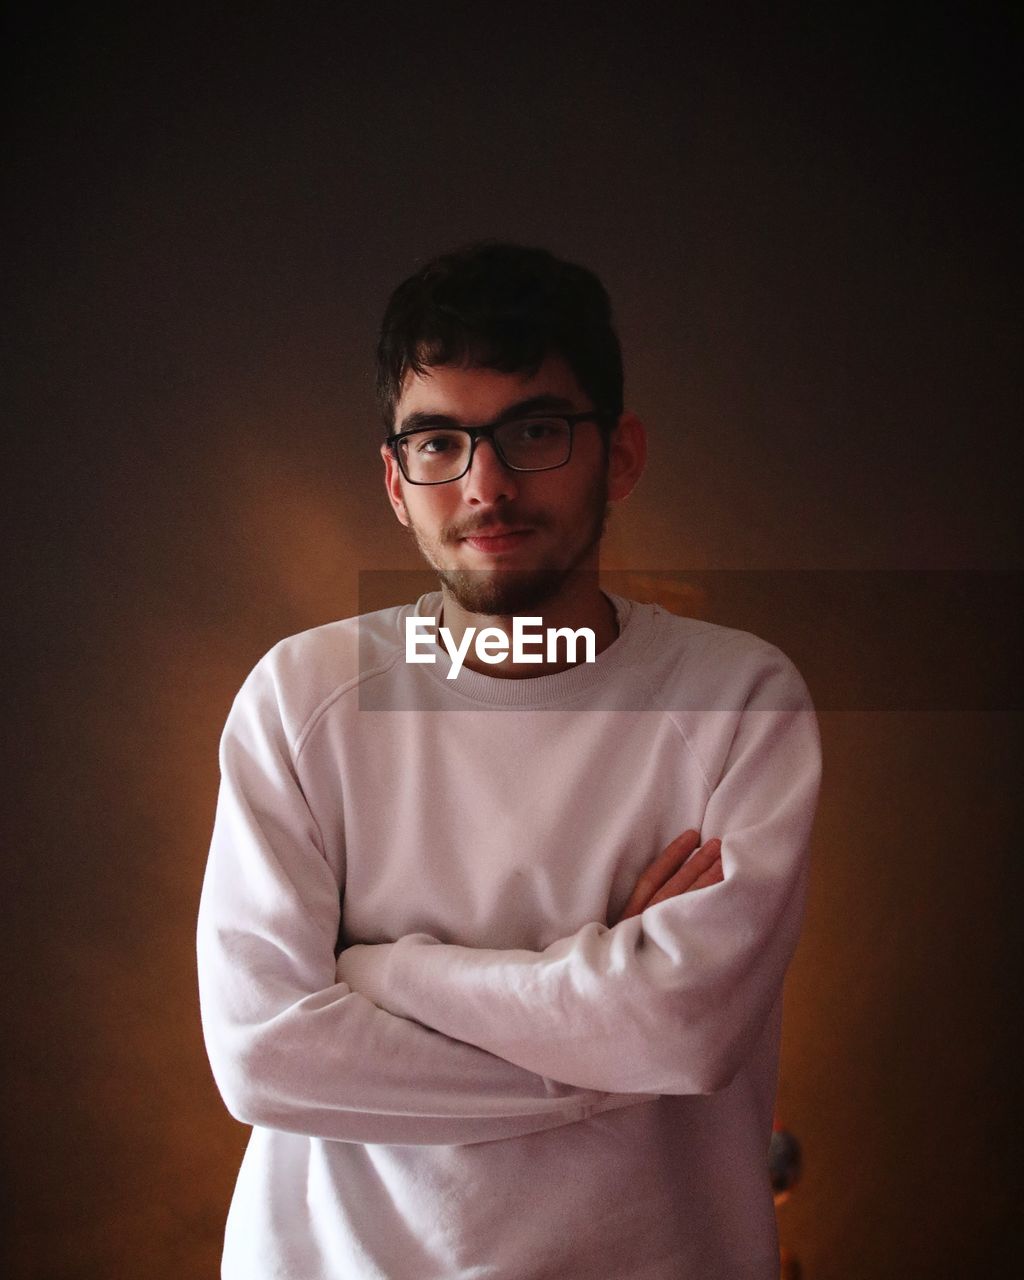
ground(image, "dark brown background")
xmin=4 ymin=4 xmax=1021 ymax=1277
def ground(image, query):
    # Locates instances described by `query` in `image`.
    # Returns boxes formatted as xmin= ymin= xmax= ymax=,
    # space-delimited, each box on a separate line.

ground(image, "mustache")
xmin=443 ymin=514 xmax=547 ymax=540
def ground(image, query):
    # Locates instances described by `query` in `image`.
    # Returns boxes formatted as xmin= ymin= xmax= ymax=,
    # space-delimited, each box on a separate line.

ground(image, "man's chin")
xmin=435 ymin=566 xmax=571 ymax=617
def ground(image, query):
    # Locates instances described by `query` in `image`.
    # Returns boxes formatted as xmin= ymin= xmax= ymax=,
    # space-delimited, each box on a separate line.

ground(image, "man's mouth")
xmin=459 ymin=527 xmax=535 ymax=553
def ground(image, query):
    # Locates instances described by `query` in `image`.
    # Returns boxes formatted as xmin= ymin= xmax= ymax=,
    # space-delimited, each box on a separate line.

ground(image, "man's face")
xmin=381 ymin=356 xmax=613 ymax=616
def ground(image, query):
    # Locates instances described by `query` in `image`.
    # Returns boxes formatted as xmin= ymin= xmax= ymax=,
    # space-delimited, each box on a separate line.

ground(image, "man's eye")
xmin=413 ymin=432 xmax=461 ymax=454
xmin=510 ymin=418 xmax=561 ymax=441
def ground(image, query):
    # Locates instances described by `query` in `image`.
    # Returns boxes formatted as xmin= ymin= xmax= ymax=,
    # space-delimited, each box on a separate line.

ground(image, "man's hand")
xmin=612 ymin=829 xmax=723 ymax=925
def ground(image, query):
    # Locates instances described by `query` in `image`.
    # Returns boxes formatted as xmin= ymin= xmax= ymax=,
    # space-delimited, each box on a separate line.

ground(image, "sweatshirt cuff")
xmin=336 ymin=941 xmax=395 ymax=1004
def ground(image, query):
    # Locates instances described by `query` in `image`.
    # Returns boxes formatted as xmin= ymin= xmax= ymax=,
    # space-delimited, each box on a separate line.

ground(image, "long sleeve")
xmin=196 ymin=660 xmax=656 ymax=1147
xmin=336 ymin=648 xmax=822 ymax=1096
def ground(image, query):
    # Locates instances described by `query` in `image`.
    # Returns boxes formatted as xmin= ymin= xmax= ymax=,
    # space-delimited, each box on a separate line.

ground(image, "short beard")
xmin=436 ymin=565 xmax=574 ymax=616
xmin=410 ymin=486 xmax=611 ymax=617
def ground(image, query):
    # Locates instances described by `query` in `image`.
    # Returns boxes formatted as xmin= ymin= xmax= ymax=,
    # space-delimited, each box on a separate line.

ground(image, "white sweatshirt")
xmin=197 ymin=590 xmax=821 ymax=1279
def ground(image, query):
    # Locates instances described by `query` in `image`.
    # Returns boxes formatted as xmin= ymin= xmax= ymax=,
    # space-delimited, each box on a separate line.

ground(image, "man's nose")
xmin=461 ymin=437 xmax=519 ymax=505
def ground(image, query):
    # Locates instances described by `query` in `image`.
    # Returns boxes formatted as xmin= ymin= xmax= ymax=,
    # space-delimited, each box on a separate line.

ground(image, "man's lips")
xmin=459 ymin=527 xmax=535 ymax=553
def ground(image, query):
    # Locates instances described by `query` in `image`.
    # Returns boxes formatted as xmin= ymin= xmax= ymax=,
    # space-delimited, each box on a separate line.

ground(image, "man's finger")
xmin=646 ymin=847 xmax=723 ymax=909
xmin=616 ymin=829 xmax=701 ymax=920
xmin=688 ymin=859 xmax=725 ymax=892
xmin=616 ymin=833 xmax=723 ymax=924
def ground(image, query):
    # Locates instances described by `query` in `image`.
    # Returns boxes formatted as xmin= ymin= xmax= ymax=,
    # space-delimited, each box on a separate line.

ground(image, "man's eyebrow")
xmin=396 ymin=394 xmax=578 ymax=435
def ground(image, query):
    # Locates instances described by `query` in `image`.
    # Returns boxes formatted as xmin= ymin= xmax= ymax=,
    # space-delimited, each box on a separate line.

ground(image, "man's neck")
xmin=437 ymin=578 xmax=619 ymax=678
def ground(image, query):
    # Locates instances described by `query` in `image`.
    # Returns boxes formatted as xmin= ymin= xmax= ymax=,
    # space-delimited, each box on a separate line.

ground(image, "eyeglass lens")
xmin=399 ymin=418 xmax=572 ymax=482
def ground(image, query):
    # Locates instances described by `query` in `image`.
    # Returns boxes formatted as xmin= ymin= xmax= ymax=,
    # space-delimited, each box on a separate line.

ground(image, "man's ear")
xmin=381 ymin=442 xmax=411 ymax=527
xmin=605 ymin=411 xmax=647 ymax=503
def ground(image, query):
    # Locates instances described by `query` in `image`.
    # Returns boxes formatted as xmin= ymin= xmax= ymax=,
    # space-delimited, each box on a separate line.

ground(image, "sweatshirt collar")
xmin=402 ymin=589 xmax=653 ymax=708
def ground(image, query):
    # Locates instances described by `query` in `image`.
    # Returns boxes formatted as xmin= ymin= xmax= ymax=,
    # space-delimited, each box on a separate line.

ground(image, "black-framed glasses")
xmin=386 ymin=410 xmax=614 ymax=485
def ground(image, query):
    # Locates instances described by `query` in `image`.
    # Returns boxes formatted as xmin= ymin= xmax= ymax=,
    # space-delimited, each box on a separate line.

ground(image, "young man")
xmin=197 ymin=243 xmax=822 ymax=1279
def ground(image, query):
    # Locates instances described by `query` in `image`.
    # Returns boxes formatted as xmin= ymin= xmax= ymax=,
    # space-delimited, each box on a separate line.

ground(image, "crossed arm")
xmin=198 ymin=652 xmax=820 ymax=1142
xmin=335 ymin=661 xmax=822 ymax=1097
xmin=197 ymin=664 xmax=672 ymax=1147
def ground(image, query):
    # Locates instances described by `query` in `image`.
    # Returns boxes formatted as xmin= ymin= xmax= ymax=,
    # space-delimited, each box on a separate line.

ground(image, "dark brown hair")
xmin=375 ymin=241 xmax=624 ymax=433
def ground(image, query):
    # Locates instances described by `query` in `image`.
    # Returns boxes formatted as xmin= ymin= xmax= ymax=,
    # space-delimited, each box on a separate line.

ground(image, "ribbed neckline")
xmin=400 ymin=590 xmax=655 ymax=708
